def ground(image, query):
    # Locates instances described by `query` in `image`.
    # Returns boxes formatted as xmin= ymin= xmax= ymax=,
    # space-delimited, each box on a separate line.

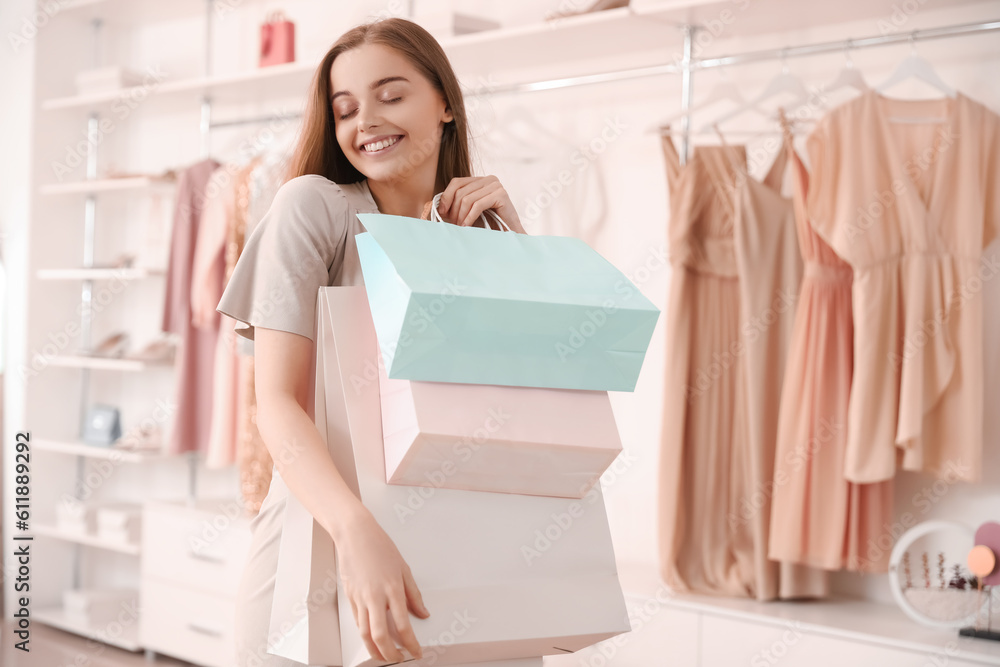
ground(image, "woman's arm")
xmin=254 ymin=326 xmax=429 ymax=662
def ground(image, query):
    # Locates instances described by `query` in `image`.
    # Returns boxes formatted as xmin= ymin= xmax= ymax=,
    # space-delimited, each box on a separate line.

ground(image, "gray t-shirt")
xmin=216 ymin=175 xmax=379 ymax=349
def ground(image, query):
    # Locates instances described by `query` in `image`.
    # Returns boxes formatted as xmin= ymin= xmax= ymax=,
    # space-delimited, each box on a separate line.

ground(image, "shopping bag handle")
xmin=430 ymin=192 xmax=512 ymax=232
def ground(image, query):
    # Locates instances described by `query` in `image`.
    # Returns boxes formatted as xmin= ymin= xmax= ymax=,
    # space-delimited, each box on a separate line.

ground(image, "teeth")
xmin=364 ymin=136 xmax=399 ymax=153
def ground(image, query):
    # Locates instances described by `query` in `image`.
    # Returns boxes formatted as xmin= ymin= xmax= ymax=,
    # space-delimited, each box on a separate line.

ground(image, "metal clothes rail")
xmin=197 ymin=7 xmax=1000 ymax=165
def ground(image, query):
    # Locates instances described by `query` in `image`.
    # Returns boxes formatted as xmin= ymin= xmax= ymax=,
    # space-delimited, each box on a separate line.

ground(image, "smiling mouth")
xmin=361 ymin=135 xmax=403 ymax=153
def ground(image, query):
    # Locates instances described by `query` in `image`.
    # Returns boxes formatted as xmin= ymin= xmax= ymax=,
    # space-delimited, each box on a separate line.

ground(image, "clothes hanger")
xmin=645 ymin=68 xmax=766 ymax=134
xmin=698 ymin=50 xmax=811 ymax=132
xmin=876 ymin=32 xmax=956 ymax=121
xmin=822 ymin=39 xmax=869 ymax=95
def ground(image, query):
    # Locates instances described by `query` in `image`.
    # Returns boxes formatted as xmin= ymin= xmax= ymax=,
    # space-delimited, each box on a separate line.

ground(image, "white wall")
xmin=1 ymin=0 xmax=38 ymax=621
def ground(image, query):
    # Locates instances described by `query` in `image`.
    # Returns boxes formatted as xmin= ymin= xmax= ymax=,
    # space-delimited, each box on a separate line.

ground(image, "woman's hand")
xmin=437 ymin=175 xmax=527 ymax=234
xmin=333 ymin=507 xmax=430 ymax=662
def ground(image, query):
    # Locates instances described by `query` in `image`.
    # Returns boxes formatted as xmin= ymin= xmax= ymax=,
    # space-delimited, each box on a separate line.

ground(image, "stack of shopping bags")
xmin=268 ymin=206 xmax=660 ymax=666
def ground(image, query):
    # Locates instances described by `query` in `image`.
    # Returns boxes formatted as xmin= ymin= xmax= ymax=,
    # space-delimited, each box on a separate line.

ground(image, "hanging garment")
xmin=191 ymin=164 xmax=239 ymax=469
xmin=229 ymin=157 xmax=270 ymax=514
xmin=806 ymin=90 xmax=1000 ymax=484
xmin=769 ymin=123 xmax=895 ymax=574
xmin=216 ymin=175 xmax=380 ymax=667
xmin=162 ymin=158 xmax=220 ymax=456
xmin=658 ymin=134 xmax=826 ymax=600
xmin=235 ymin=153 xmax=292 ymax=514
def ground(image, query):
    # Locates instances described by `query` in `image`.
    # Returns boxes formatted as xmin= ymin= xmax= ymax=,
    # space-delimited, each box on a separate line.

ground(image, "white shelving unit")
xmin=41 ymin=0 xmax=991 ymax=110
xmin=37 ymin=267 xmax=165 ymax=281
xmin=34 ymin=438 xmax=165 ymax=463
xmin=41 ymin=355 xmax=170 ymax=372
xmin=38 ymin=175 xmax=175 ymax=195
xmin=41 ymin=60 xmax=317 ymax=112
xmin=34 ymin=606 xmax=142 ymax=651
xmin=33 ymin=523 xmax=141 ymax=556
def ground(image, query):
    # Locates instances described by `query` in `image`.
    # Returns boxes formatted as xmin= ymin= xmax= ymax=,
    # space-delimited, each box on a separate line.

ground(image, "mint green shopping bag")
xmin=354 ymin=203 xmax=660 ymax=392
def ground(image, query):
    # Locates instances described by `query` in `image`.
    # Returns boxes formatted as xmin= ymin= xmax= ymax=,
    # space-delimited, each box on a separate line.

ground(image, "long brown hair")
xmin=285 ymin=18 xmax=471 ymax=192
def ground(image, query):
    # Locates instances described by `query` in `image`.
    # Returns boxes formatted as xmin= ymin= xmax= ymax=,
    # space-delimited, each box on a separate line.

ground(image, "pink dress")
xmin=162 ymin=159 xmax=220 ymax=456
xmin=769 ymin=125 xmax=895 ymax=573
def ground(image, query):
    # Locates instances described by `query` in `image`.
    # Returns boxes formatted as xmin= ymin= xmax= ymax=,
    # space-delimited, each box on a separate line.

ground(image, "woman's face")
xmin=330 ymin=43 xmax=453 ymax=185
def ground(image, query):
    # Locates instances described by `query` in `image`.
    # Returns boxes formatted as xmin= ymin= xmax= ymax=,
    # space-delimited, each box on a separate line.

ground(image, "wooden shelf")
xmin=35 ymin=605 xmax=141 ymax=651
xmin=42 ymin=355 xmax=171 ymax=371
xmin=37 ymin=267 xmax=165 ymax=281
xmin=39 ymin=176 xmax=175 ymax=195
xmin=34 ymin=524 xmax=141 ymax=556
xmin=33 ymin=438 xmax=164 ymax=463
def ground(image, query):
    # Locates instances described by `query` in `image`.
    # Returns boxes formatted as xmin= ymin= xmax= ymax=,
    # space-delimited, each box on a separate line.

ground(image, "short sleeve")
xmin=216 ymin=175 xmax=353 ymax=344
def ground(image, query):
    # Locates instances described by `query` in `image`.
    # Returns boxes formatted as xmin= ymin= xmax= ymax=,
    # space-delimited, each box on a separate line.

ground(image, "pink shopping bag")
xmin=379 ymin=360 xmax=623 ymax=499
xmin=259 ymin=11 xmax=295 ymax=67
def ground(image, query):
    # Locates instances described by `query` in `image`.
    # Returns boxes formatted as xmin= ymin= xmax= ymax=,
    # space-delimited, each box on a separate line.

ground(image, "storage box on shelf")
xmin=139 ymin=499 xmax=251 ymax=667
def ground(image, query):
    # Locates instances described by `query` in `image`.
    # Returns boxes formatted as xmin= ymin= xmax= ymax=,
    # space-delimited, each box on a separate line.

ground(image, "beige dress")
xmin=806 ymin=90 xmax=1000 ymax=484
xmin=658 ymin=134 xmax=826 ymax=600
xmin=216 ymin=174 xmax=379 ymax=667
xmin=769 ymin=125 xmax=895 ymax=573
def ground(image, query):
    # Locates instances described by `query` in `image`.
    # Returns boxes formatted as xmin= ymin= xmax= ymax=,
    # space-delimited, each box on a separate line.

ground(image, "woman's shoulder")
xmin=273 ymin=175 xmax=375 ymax=216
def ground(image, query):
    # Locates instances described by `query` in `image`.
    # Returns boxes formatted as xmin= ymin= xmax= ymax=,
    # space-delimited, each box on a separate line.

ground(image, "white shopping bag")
xmin=265 ymin=296 xmax=348 ymax=665
xmin=318 ymin=286 xmax=631 ymax=667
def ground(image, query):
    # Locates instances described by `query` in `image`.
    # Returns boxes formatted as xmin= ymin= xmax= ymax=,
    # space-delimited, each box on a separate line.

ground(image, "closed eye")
xmin=336 ymin=98 xmax=401 ymax=120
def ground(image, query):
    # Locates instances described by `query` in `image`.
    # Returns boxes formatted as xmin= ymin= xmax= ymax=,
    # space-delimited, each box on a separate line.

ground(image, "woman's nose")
xmin=356 ymin=103 xmax=382 ymax=133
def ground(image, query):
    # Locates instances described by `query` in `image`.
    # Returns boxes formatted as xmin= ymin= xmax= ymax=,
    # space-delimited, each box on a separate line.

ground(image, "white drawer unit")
xmin=142 ymin=499 xmax=252 ymax=596
xmin=140 ymin=499 xmax=251 ymax=667
xmin=141 ymin=578 xmax=239 ymax=667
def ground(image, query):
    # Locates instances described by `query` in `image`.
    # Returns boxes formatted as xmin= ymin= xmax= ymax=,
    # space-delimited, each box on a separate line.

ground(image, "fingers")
xmin=388 ymin=594 xmax=423 ymax=660
xmin=402 ymin=565 xmax=430 ymax=619
xmin=356 ymin=608 xmax=384 ymax=662
xmin=439 ymin=176 xmax=475 ymax=217
xmin=367 ymin=598 xmax=404 ymax=663
xmin=441 ymin=176 xmax=500 ymax=225
xmin=462 ymin=196 xmax=496 ymax=229
xmin=349 ymin=593 xmax=359 ymax=627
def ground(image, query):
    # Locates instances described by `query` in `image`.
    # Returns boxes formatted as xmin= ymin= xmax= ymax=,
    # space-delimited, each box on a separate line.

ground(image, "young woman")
xmin=217 ymin=17 xmax=526 ymax=666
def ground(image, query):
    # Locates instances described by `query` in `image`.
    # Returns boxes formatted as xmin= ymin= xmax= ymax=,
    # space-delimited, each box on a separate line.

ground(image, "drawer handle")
xmin=187 ymin=549 xmax=226 ymax=564
xmin=187 ymin=622 xmax=223 ymax=638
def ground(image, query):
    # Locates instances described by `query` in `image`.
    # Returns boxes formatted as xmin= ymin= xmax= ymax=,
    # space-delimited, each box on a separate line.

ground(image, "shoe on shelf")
xmin=124 ymin=334 xmax=176 ymax=364
xmin=545 ymin=0 xmax=630 ymax=21
xmin=79 ymin=332 xmax=130 ymax=358
xmin=91 ymin=253 xmax=136 ymax=270
xmin=114 ymin=423 xmax=163 ymax=451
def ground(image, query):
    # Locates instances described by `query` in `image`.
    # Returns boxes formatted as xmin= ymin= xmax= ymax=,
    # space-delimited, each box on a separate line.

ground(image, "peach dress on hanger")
xmin=806 ymin=90 xmax=1000 ymax=484
xmin=769 ymin=120 xmax=895 ymax=573
xmin=658 ymin=133 xmax=826 ymax=600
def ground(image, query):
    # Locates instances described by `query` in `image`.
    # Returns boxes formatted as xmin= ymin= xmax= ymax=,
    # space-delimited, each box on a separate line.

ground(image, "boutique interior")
xmin=1 ymin=0 xmax=1000 ymax=665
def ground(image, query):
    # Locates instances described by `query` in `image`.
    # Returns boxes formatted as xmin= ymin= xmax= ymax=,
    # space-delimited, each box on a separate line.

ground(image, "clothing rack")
xmin=482 ymin=18 xmax=1000 ymax=163
xmin=196 ymin=15 xmax=999 ymax=165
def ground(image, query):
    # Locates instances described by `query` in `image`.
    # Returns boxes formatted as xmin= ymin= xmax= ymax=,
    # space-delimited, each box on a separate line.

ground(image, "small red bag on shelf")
xmin=259 ymin=11 xmax=295 ymax=67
